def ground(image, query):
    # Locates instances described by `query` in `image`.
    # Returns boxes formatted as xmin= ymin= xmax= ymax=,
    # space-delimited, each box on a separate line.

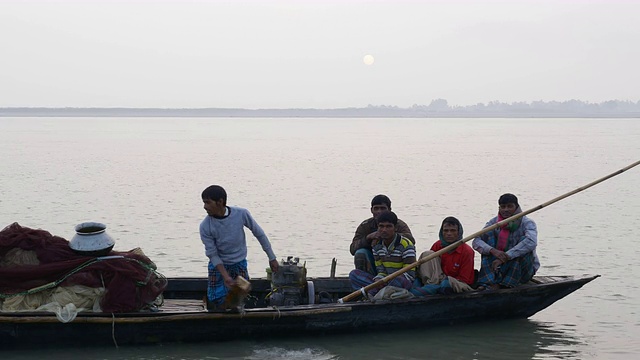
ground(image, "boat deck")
xmin=155 ymin=275 xmax=576 ymax=313
xmin=160 ymin=299 xmax=206 ymax=313
xmin=0 ymin=275 xmax=592 ymax=319
xmin=529 ymin=275 xmax=574 ymax=284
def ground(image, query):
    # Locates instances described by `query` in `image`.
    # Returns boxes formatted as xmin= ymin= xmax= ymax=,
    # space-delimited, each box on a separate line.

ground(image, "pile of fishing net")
xmin=0 ymin=223 xmax=167 ymax=321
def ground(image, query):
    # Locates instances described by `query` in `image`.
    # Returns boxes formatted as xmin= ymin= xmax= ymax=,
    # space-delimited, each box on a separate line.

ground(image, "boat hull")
xmin=0 ymin=275 xmax=599 ymax=347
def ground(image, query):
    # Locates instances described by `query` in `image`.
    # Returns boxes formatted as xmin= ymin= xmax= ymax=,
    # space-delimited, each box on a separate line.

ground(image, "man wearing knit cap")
xmin=472 ymin=193 xmax=540 ymax=290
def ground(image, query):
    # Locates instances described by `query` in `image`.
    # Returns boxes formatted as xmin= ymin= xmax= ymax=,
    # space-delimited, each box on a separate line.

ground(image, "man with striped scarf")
xmin=472 ymin=193 xmax=540 ymax=290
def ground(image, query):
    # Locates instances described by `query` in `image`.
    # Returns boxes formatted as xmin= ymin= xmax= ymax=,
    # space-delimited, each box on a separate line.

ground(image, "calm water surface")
xmin=1 ymin=117 xmax=639 ymax=359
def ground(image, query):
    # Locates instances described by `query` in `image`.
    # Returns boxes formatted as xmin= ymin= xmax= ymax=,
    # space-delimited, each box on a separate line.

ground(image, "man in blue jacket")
xmin=472 ymin=193 xmax=540 ymax=290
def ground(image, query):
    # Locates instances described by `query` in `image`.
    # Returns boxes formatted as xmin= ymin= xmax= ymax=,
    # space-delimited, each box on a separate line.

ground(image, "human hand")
xmin=490 ymin=248 xmax=509 ymax=263
xmin=269 ymin=259 xmax=279 ymax=273
xmin=491 ymin=259 xmax=503 ymax=272
xmin=223 ymin=275 xmax=236 ymax=288
xmin=367 ymin=231 xmax=381 ymax=245
xmin=373 ymin=274 xmax=385 ymax=282
xmin=366 ymin=231 xmax=380 ymax=240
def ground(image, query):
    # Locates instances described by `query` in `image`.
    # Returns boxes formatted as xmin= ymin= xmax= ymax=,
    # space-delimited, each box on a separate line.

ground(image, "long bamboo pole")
xmin=338 ymin=159 xmax=640 ymax=303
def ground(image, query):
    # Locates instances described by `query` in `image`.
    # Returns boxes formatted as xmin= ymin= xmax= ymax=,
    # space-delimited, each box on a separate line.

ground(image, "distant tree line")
xmin=407 ymin=98 xmax=640 ymax=115
xmin=1 ymin=99 xmax=639 ymax=117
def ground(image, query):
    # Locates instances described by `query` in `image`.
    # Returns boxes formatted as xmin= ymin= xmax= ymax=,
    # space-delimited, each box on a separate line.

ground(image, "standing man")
xmin=411 ymin=216 xmax=475 ymax=296
xmin=349 ymin=211 xmax=416 ymax=298
xmin=350 ymin=194 xmax=414 ymax=274
xmin=472 ymin=193 xmax=539 ymax=290
xmin=199 ymin=185 xmax=279 ymax=309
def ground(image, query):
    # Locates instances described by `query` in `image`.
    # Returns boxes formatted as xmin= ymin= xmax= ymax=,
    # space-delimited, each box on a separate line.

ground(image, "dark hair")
xmin=441 ymin=216 xmax=463 ymax=237
xmin=377 ymin=210 xmax=398 ymax=225
xmin=202 ymin=185 xmax=227 ymax=203
xmin=498 ymin=193 xmax=519 ymax=206
xmin=442 ymin=216 xmax=461 ymax=229
xmin=371 ymin=194 xmax=392 ymax=209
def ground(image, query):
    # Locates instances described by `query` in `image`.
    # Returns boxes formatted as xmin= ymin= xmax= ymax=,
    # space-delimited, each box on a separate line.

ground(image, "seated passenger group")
xmin=348 ymin=193 xmax=539 ymax=297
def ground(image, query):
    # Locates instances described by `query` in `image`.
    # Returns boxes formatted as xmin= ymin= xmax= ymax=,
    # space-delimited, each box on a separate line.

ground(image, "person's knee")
xmin=354 ymin=248 xmax=372 ymax=257
xmin=419 ymin=250 xmax=435 ymax=259
xmin=348 ymin=269 xmax=359 ymax=280
xmin=354 ymin=249 xmax=372 ymax=269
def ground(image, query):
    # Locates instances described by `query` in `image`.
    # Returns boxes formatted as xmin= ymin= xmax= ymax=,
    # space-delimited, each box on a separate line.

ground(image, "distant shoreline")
xmin=1 ymin=108 xmax=639 ymax=118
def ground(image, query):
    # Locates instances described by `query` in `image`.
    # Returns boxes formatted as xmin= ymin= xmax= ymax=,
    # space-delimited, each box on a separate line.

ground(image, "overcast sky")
xmin=1 ymin=0 xmax=638 ymax=108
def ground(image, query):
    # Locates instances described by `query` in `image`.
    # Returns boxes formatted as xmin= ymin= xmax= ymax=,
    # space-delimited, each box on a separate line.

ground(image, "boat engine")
xmin=267 ymin=256 xmax=315 ymax=306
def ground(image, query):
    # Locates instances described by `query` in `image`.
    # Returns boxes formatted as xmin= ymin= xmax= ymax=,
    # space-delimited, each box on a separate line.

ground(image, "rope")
xmin=271 ymin=306 xmax=281 ymax=320
xmin=111 ymin=313 xmax=119 ymax=348
xmin=0 ymin=257 xmax=102 ymax=299
xmin=0 ymin=255 xmax=165 ymax=299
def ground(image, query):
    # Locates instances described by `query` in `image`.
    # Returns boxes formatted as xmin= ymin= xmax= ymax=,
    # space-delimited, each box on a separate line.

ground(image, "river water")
xmin=0 ymin=117 xmax=639 ymax=359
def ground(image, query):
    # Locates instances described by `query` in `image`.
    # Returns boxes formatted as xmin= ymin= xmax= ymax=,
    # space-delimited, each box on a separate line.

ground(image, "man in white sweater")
xmin=199 ymin=185 xmax=279 ymax=308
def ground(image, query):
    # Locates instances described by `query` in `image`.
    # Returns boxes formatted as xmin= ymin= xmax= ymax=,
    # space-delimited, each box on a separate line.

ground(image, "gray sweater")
xmin=199 ymin=206 xmax=276 ymax=267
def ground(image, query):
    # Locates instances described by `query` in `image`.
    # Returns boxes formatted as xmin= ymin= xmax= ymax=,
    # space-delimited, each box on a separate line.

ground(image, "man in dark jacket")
xmin=350 ymin=194 xmax=414 ymax=274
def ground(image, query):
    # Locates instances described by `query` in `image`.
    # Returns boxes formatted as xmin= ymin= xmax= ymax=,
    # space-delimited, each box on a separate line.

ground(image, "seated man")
xmin=411 ymin=216 xmax=474 ymax=296
xmin=350 ymin=194 xmax=414 ymax=275
xmin=349 ymin=211 xmax=416 ymax=298
xmin=472 ymin=193 xmax=540 ymax=290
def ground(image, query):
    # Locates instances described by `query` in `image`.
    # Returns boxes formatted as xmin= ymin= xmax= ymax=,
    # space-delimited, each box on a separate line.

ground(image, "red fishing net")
xmin=0 ymin=223 xmax=167 ymax=313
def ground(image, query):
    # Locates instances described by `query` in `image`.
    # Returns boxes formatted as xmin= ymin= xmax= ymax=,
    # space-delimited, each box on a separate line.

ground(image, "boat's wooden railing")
xmin=162 ymin=277 xmax=353 ymax=301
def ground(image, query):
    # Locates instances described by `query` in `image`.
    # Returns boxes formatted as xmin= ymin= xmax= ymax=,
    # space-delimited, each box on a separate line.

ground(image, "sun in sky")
xmin=363 ymin=54 xmax=375 ymax=66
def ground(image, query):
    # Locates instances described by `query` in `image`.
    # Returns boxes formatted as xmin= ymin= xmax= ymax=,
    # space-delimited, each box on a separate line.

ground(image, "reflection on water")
xmin=532 ymin=322 xmax=586 ymax=360
xmin=1 ymin=320 xmax=585 ymax=360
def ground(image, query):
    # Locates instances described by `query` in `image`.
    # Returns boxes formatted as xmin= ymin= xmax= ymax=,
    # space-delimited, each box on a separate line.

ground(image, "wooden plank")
xmin=159 ymin=299 xmax=205 ymax=313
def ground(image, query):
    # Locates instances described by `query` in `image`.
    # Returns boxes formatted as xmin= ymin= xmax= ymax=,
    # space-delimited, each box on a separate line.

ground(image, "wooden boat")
xmin=0 ymin=274 xmax=599 ymax=347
